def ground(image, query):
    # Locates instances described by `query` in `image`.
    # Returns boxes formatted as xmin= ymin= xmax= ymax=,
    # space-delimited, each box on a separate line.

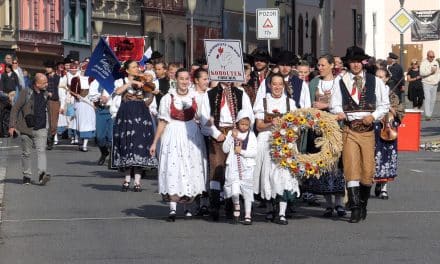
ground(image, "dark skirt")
xmin=374 ymin=122 xmax=398 ymax=182
xmin=112 ymin=100 xmax=156 ymax=169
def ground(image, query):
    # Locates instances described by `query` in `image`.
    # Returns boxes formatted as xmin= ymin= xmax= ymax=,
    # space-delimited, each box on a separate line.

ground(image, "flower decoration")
xmin=270 ymin=108 xmax=343 ymax=179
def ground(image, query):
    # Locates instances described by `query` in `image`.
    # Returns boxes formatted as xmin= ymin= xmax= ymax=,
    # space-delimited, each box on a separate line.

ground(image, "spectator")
xmin=406 ymin=59 xmax=424 ymax=109
xmin=419 ymin=50 xmax=440 ymax=120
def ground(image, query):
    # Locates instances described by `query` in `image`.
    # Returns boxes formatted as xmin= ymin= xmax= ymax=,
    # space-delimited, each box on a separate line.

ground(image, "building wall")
xmin=0 ymin=0 xmax=18 ymax=58
xmin=364 ymin=0 xmax=440 ymax=69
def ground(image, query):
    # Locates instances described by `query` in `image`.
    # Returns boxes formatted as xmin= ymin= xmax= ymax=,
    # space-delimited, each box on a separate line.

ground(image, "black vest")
xmin=339 ymin=72 xmax=376 ymax=112
xmin=207 ymin=84 xmax=243 ymax=127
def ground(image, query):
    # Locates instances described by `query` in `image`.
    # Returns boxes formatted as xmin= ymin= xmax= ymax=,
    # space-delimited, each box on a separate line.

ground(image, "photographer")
xmin=8 ymin=73 xmax=51 ymax=185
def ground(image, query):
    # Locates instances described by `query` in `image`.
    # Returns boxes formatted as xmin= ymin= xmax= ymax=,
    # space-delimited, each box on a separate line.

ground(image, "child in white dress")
xmin=222 ymin=109 xmax=257 ymax=225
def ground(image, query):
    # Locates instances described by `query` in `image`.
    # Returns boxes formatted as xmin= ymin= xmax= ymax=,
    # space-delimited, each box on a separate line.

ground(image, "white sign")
xmin=256 ymin=8 xmax=280 ymax=40
xmin=204 ymin=39 xmax=245 ymax=82
xmin=390 ymin=8 xmax=415 ymax=33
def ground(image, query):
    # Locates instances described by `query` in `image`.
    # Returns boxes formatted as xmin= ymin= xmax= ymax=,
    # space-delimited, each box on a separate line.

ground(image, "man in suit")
xmin=387 ymin=52 xmax=404 ymax=101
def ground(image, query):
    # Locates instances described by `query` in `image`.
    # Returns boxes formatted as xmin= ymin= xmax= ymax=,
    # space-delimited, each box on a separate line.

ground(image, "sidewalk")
xmin=407 ymin=91 xmax=440 ymax=144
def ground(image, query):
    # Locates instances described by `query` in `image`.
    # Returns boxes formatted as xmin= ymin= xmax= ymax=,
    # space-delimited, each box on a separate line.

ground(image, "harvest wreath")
xmin=270 ymin=108 xmax=343 ymax=178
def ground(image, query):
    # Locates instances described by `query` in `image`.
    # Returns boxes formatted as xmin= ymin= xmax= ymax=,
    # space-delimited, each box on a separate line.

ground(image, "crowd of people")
xmin=2 ymin=46 xmax=440 ymax=225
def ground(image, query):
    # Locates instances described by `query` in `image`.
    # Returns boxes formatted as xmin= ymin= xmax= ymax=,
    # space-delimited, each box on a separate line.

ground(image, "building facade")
xmin=0 ymin=0 xmax=18 ymax=61
xmin=17 ymin=0 xmax=64 ymax=71
xmin=143 ymin=0 xmax=187 ymax=64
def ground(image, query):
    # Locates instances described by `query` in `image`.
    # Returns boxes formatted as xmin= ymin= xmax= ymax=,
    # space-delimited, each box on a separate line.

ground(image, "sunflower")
xmin=285 ymin=112 xmax=295 ymax=122
xmin=286 ymin=129 xmax=295 ymax=138
xmin=289 ymin=162 xmax=297 ymax=169
xmin=280 ymin=158 xmax=288 ymax=167
xmin=317 ymin=160 xmax=325 ymax=167
xmin=299 ymin=117 xmax=307 ymax=125
xmin=282 ymin=144 xmax=290 ymax=154
xmin=306 ymin=166 xmax=316 ymax=175
xmin=274 ymin=137 xmax=283 ymax=146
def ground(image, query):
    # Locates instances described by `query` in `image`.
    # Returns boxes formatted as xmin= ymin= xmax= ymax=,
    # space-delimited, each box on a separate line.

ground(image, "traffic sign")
xmin=256 ymin=8 xmax=280 ymax=40
xmin=390 ymin=8 xmax=415 ymax=33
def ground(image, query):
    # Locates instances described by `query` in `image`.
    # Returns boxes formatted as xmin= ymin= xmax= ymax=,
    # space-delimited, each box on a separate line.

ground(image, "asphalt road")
xmin=0 ymin=96 xmax=440 ymax=264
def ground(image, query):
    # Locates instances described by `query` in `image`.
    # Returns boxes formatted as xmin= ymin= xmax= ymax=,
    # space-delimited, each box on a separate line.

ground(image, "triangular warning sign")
xmin=263 ymin=18 xmax=273 ymax=28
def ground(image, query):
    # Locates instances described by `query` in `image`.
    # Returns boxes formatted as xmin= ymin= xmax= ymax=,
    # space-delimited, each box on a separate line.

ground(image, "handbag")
xmin=24 ymin=114 xmax=35 ymax=128
xmin=66 ymin=103 xmax=75 ymax=117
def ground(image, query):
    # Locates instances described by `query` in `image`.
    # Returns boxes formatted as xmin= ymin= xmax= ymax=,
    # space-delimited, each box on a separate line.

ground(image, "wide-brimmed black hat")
xmin=388 ymin=52 xmax=398 ymax=60
xmin=150 ymin=51 xmax=163 ymax=60
xmin=342 ymin=46 xmax=370 ymax=62
xmin=250 ymin=48 xmax=271 ymax=63
xmin=275 ymin=50 xmax=299 ymax=66
xmin=43 ymin=60 xmax=56 ymax=68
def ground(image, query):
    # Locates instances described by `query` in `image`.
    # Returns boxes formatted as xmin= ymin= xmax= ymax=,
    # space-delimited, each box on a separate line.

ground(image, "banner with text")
xmin=411 ymin=10 xmax=440 ymax=41
xmin=107 ymin=36 xmax=145 ymax=61
xmin=85 ymin=38 xmax=124 ymax=94
xmin=204 ymin=39 xmax=245 ymax=82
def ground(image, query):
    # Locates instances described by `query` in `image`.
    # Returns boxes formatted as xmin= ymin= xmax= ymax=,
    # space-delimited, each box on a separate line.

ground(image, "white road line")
xmin=410 ymin=169 xmax=424 ymax=173
xmin=2 ymin=210 xmax=440 ymax=223
xmin=0 ymin=146 xmax=19 ymax=149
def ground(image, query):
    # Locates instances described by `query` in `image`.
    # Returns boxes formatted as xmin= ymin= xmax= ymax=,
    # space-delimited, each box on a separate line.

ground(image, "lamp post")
xmin=285 ymin=2 xmax=292 ymax=51
xmin=188 ymin=0 xmax=197 ymax=66
xmin=399 ymin=0 xmax=404 ymax=67
xmin=243 ymin=0 xmax=246 ymax=53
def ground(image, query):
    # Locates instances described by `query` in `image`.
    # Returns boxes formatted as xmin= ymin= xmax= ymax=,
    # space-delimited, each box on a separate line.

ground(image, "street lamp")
xmin=188 ymin=0 xmax=197 ymax=66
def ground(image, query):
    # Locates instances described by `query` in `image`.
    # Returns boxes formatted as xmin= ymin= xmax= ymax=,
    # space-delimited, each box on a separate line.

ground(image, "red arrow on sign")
xmin=263 ymin=18 xmax=273 ymax=28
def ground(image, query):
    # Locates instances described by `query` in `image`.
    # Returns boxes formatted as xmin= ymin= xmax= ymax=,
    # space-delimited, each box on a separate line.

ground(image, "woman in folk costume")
xmin=67 ymin=62 xmax=81 ymax=144
xmin=253 ymin=72 xmax=300 ymax=225
xmin=113 ymin=60 xmax=156 ymax=192
xmin=72 ymin=62 xmax=96 ymax=152
xmin=374 ymin=68 xmax=404 ymax=200
xmin=303 ymin=54 xmax=346 ymax=217
xmin=150 ymin=68 xmax=207 ymax=222
xmin=222 ymin=109 xmax=257 ymax=225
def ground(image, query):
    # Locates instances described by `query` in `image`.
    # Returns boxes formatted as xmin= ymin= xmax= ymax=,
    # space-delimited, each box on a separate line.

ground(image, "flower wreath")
xmin=270 ymin=108 xmax=343 ymax=179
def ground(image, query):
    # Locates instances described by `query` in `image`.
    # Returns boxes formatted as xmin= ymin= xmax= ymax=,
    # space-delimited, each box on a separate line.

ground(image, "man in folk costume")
xmin=255 ymin=50 xmax=311 ymax=109
xmin=201 ymin=82 xmax=254 ymax=221
xmin=88 ymin=79 xmax=113 ymax=165
xmin=246 ymin=48 xmax=271 ymax=106
xmin=44 ymin=60 xmax=61 ymax=150
xmin=331 ymin=46 xmax=389 ymax=223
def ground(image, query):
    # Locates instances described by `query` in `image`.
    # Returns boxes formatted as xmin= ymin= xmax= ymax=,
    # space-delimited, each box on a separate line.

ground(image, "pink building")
xmin=17 ymin=0 xmax=63 ymax=71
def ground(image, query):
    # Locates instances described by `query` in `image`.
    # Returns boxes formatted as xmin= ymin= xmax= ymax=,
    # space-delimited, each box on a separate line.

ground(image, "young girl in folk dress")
xmin=150 ymin=69 xmax=207 ymax=222
xmin=222 ymin=110 xmax=257 ymax=225
xmin=253 ymin=73 xmax=300 ymax=225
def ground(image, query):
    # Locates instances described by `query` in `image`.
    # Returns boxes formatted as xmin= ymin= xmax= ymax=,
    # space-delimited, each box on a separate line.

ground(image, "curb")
xmin=0 ymin=138 xmax=8 ymax=223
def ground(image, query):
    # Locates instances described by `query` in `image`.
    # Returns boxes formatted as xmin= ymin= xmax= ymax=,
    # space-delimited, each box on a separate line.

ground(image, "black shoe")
xmin=39 ymin=172 xmax=51 ymax=185
xmin=323 ymin=207 xmax=333 ymax=217
xmin=349 ymin=207 xmax=361 ymax=223
xmin=23 ymin=176 xmax=31 ymax=185
xmin=46 ymin=136 xmax=54 ymax=150
xmin=360 ymin=184 xmax=371 ymax=220
xmin=195 ymin=205 xmax=209 ymax=217
xmin=232 ymin=209 xmax=240 ymax=224
xmin=265 ymin=211 xmax=275 ymax=222
xmin=211 ymin=209 xmax=219 ymax=222
xmin=335 ymin=205 xmax=347 ymax=217
xmin=379 ymin=191 xmax=389 ymax=200
xmin=133 ymin=184 xmax=142 ymax=192
xmin=184 ymin=210 xmax=193 ymax=220
xmin=242 ymin=217 xmax=252 ymax=225
xmin=167 ymin=210 xmax=176 ymax=222
xmin=97 ymin=147 xmax=109 ymax=165
xmin=275 ymin=215 xmax=288 ymax=225
xmin=121 ymin=181 xmax=130 ymax=192
xmin=347 ymin=186 xmax=361 ymax=223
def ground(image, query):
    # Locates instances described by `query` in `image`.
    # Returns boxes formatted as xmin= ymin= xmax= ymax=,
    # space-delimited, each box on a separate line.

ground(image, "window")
xmin=298 ymin=15 xmax=304 ymax=56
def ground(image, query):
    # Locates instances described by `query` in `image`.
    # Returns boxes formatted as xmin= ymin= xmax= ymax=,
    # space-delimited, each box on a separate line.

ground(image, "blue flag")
xmin=85 ymin=38 xmax=124 ymax=94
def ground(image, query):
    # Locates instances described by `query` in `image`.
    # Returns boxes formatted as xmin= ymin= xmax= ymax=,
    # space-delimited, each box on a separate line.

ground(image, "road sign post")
xmin=256 ymin=8 xmax=280 ymax=54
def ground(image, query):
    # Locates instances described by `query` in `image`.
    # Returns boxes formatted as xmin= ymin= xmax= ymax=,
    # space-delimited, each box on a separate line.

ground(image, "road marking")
xmin=410 ymin=169 xmax=424 ymax=173
xmin=2 ymin=210 xmax=440 ymax=223
xmin=0 ymin=146 xmax=19 ymax=149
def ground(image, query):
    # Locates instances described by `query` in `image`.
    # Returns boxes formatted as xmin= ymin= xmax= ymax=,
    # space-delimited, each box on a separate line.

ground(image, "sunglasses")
xmin=428 ymin=56 xmax=435 ymax=59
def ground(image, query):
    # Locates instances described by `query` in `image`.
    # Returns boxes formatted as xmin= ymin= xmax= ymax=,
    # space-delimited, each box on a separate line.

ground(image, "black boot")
xmin=347 ymin=186 xmax=361 ymax=223
xmin=360 ymin=184 xmax=371 ymax=220
xmin=97 ymin=147 xmax=110 ymax=165
xmin=224 ymin=198 xmax=233 ymax=219
xmin=209 ymin=190 xmax=221 ymax=221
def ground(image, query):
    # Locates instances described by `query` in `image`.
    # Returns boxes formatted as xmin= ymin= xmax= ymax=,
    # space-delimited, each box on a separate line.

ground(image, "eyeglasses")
xmin=12 ymin=62 xmax=18 ymax=64
xmin=428 ymin=55 xmax=435 ymax=59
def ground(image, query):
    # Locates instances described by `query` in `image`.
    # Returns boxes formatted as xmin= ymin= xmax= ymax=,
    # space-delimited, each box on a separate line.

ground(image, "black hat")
xmin=43 ymin=60 xmax=56 ymax=68
xmin=150 ymin=51 xmax=163 ymax=60
xmin=388 ymin=52 xmax=398 ymax=60
xmin=276 ymin=50 xmax=299 ymax=66
xmin=63 ymin=57 xmax=73 ymax=64
xmin=243 ymin=53 xmax=252 ymax=64
xmin=341 ymin=46 xmax=370 ymax=62
xmin=250 ymin=48 xmax=271 ymax=63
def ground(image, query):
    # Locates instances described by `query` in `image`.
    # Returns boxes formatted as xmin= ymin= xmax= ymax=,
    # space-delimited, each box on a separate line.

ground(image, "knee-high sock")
xmin=244 ymin=199 xmax=252 ymax=218
xmin=279 ymin=201 xmax=287 ymax=216
xmin=347 ymin=181 xmax=360 ymax=188
xmin=169 ymin=202 xmax=177 ymax=212
xmin=134 ymin=174 xmax=141 ymax=185
xmin=82 ymin=139 xmax=88 ymax=148
xmin=232 ymin=195 xmax=240 ymax=216
xmin=381 ymin=183 xmax=388 ymax=192
xmin=324 ymin=194 xmax=333 ymax=208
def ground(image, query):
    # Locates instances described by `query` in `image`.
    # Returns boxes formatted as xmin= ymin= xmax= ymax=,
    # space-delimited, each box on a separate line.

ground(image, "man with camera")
xmin=8 ymin=73 xmax=51 ymax=185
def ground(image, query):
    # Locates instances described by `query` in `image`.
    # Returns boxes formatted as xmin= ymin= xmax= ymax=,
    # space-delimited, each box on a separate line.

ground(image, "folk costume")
xmin=222 ymin=109 xmax=257 ymax=224
xmin=56 ymin=71 xmax=68 ymax=144
xmin=374 ymin=87 xmax=404 ymax=200
xmin=71 ymin=75 xmax=96 ymax=152
xmin=112 ymin=77 xmax=156 ymax=191
xmin=253 ymin=92 xmax=299 ymax=225
xmin=201 ymin=83 xmax=254 ymax=220
xmin=157 ymin=90 xmax=207 ymax=207
xmin=246 ymin=49 xmax=271 ymax=106
xmin=89 ymin=80 xmax=113 ymax=165
xmin=331 ymin=46 xmax=389 ymax=223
